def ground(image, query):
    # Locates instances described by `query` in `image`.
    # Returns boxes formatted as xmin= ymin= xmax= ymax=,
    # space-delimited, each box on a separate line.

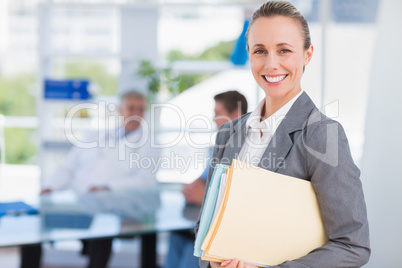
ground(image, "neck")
xmin=263 ymin=90 xmax=301 ymax=120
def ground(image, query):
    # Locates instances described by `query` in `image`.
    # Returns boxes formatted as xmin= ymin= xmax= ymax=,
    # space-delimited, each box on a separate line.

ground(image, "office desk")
xmin=0 ymin=187 xmax=199 ymax=267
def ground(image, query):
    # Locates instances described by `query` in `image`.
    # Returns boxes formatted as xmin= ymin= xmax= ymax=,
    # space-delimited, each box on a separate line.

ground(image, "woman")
xmin=196 ymin=1 xmax=370 ymax=268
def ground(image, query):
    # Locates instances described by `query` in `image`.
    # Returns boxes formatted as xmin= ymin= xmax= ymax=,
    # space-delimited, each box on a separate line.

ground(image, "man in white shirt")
xmin=21 ymin=91 xmax=159 ymax=268
xmin=42 ymin=91 xmax=158 ymax=194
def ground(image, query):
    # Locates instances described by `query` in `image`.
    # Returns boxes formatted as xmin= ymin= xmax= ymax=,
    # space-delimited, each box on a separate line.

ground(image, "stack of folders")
xmin=194 ymin=159 xmax=328 ymax=267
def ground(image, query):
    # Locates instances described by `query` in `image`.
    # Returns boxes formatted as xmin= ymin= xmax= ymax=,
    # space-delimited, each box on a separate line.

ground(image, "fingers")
xmin=238 ymin=260 xmax=246 ymax=268
xmin=210 ymin=261 xmax=221 ymax=268
xmin=221 ymin=258 xmax=239 ymax=267
xmin=221 ymin=259 xmax=232 ymax=267
xmin=220 ymin=259 xmax=252 ymax=268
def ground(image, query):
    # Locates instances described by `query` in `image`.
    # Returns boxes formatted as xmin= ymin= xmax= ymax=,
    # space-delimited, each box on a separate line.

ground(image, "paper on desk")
xmin=193 ymin=164 xmax=229 ymax=257
xmin=202 ymin=159 xmax=327 ymax=266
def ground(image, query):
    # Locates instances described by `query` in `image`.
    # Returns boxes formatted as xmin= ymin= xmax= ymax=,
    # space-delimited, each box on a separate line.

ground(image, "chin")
xmin=263 ymin=86 xmax=300 ymax=101
xmin=263 ymin=89 xmax=289 ymax=100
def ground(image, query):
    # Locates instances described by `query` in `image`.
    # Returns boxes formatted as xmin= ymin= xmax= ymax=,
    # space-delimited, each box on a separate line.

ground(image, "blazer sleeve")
xmin=196 ymin=121 xmax=234 ymax=268
xmin=271 ymin=120 xmax=370 ymax=268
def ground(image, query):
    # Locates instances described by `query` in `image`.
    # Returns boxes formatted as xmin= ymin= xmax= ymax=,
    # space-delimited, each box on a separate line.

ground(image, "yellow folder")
xmin=201 ymin=159 xmax=327 ymax=266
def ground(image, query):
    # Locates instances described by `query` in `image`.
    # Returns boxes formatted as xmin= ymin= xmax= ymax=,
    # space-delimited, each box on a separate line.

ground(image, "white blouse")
xmin=237 ymin=91 xmax=303 ymax=166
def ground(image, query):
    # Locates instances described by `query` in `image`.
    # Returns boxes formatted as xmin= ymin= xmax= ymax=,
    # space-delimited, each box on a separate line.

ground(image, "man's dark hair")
xmin=214 ymin=90 xmax=248 ymax=115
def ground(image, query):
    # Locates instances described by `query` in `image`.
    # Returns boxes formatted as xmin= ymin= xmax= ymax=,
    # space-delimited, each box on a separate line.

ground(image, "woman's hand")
xmin=210 ymin=261 xmax=222 ymax=268
xmin=213 ymin=259 xmax=259 ymax=268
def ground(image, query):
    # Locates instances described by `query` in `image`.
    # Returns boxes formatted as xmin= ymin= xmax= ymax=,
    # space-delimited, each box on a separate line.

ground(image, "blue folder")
xmin=44 ymin=213 xmax=93 ymax=229
xmin=194 ymin=164 xmax=229 ymax=257
xmin=0 ymin=201 xmax=39 ymax=216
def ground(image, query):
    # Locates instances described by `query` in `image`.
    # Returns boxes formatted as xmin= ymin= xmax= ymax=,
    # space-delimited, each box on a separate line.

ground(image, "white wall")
xmin=119 ymin=6 xmax=158 ymax=95
xmin=0 ymin=0 xmax=8 ymax=55
xmin=361 ymin=0 xmax=402 ymax=266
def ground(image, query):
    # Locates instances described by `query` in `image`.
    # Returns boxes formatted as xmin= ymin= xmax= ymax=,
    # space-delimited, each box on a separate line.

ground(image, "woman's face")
xmin=248 ymin=16 xmax=313 ymax=102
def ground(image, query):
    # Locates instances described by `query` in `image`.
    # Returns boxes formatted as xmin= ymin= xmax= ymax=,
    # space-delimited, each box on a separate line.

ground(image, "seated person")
xmin=20 ymin=91 xmax=159 ymax=268
xmin=164 ymin=90 xmax=248 ymax=268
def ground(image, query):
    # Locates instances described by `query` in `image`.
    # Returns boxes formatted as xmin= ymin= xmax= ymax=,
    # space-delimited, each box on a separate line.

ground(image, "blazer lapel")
xmin=258 ymin=92 xmax=317 ymax=172
xmin=222 ymin=114 xmax=249 ymax=164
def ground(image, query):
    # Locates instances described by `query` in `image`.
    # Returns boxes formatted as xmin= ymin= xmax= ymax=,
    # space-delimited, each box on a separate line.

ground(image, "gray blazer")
xmin=196 ymin=92 xmax=370 ymax=268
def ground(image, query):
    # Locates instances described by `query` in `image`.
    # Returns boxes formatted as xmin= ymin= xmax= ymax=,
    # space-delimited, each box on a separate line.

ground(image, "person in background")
xmin=182 ymin=91 xmax=248 ymax=206
xmin=42 ymin=91 xmax=157 ymax=194
xmin=164 ymin=90 xmax=248 ymax=268
xmin=20 ymin=91 xmax=159 ymax=268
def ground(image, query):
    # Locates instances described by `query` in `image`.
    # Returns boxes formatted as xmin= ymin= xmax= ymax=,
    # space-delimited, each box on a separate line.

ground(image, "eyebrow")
xmin=277 ymin=42 xmax=294 ymax=48
xmin=252 ymin=44 xmax=265 ymax=48
xmin=251 ymin=43 xmax=294 ymax=48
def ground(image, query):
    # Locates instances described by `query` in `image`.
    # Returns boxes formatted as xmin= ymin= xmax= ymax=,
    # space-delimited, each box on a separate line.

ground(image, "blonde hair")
xmin=246 ymin=1 xmax=311 ymax=51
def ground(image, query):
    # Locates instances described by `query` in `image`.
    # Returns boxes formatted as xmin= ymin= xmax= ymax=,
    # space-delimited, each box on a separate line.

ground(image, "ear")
xmin=230 ymin=108 xmax=242 ymax=120
xmin=303 ymin=44 xmax=314 ymax=66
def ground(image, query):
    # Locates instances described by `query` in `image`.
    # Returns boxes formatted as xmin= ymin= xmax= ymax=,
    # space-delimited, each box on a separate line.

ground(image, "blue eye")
xmin=254 ymin=49 xmax=265 ymax=54
xmin=280 ymin=49 xmax=291 ymax=54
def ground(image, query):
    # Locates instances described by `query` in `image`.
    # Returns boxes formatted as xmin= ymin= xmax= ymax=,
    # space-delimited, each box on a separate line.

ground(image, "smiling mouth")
xmin=263 ymin=75 xmax=288 ymax=83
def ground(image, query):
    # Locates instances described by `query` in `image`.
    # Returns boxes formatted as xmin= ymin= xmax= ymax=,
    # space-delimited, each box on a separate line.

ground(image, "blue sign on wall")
xmin=44 ymin=79 xmax=91 ymax=100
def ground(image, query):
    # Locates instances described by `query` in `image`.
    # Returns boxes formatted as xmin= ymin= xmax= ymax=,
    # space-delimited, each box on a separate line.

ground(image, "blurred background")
xmin=0 ymin=0 xmax=400 ymax=267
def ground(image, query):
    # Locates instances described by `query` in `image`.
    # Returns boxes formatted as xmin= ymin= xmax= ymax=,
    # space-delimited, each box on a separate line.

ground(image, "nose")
xmin=264 ymin=52 xmax=279 ymax=71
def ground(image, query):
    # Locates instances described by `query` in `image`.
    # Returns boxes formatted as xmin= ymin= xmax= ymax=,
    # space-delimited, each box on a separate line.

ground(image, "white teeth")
xmin=264 ymin=75 xmax=286 ymax=83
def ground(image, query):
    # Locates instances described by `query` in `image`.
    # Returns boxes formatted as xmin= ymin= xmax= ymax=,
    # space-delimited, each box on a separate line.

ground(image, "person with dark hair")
xmin=182 ymin=90 xmax=248 ymax=206
xmin=164 ymin=90 xmax=248 ymax=268
xmin=214 ymin=90 xmax=248 ymax=116
xmin=20 ymin=90 xmax=159 ymax=268
xmin=197 ymin=1 xmax=370 ymax=268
